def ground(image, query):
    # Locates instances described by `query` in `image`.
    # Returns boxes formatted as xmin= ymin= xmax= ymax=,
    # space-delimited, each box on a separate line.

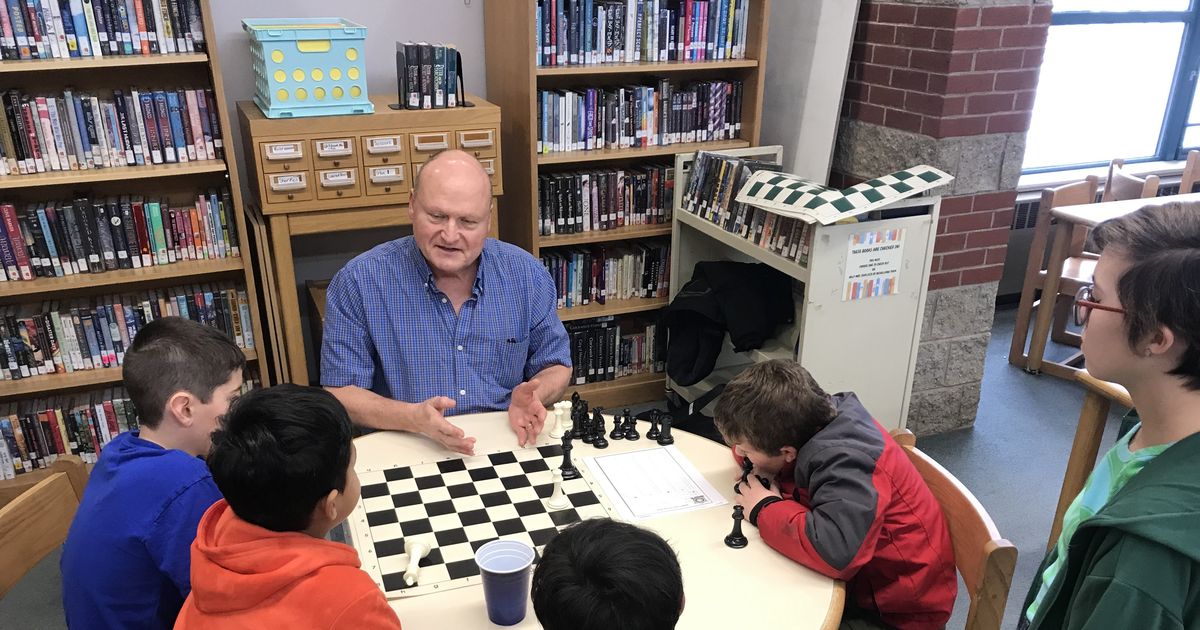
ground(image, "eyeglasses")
xmin=1074 ymin=285 xmax=1125 ymax=326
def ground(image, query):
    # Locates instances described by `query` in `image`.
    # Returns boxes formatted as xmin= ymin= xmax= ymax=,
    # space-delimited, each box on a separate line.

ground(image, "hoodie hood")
xmin=1086 ymin=430 xmax=1200 ymax=564
xmin=188 ymin=500 xmax=364 ymax=614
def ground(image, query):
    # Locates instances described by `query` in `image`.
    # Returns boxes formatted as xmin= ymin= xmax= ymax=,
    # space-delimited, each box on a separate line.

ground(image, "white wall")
xmin=759 ymin=0 xmax=859 ymax=183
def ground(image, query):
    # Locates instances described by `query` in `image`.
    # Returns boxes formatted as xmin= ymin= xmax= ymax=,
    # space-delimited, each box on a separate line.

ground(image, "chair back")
xmin=1102 ymin=158 xmax=1161 ymax=202
xmin=0 ymin=455 xmax=88 ymax=598
xmin=891 ymin=429 xmax=1017 ymax=630
xmin=1179 ymin=150 xmax=1200 ymax=195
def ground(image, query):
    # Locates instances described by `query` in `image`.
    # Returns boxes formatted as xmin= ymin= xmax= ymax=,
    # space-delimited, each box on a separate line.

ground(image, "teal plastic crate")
xmin=243 ymin=18 xmax=374 ymax=119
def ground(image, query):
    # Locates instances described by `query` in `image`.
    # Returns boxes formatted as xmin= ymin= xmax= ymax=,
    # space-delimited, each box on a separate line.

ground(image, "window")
xmin=1022 ymin=1 xmax=1200 ymax=172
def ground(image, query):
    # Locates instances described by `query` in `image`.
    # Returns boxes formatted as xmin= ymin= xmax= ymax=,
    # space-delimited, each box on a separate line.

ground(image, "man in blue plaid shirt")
xmin=320 ymin=150 xmax=572 ymax=455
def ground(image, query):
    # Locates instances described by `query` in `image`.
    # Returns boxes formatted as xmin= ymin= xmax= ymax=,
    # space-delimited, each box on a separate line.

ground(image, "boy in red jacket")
xmin=714 ymin=360 xmax=956 ymax=630
xmin=175 ymin=385 xmax=400 ymax=629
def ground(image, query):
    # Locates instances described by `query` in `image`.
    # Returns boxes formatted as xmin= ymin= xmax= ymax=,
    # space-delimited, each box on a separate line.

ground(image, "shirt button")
xmin=441 ymin=298 xmax=448 ymax=303
xmin=457 ymin=345 xmax=464 ymax=351
xmin=459 ymin=389 xmax=467 ymax=396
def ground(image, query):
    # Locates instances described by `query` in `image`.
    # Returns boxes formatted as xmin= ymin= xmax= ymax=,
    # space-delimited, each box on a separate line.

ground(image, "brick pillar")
xmin=832 ymin=0 xmax=1051 ymax=434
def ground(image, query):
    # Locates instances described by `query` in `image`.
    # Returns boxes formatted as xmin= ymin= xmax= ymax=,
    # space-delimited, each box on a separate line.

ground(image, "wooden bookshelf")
xmin=0 ymin=53 xmax=210 ymax=74
xmin=0 ymin=161 xmax=228 ymax=190
xmin=557 ymin=296 xmax=669 ymax=322
xmin=536 ymin=58 xmax=758 ymax=77
xmin=0 ymin=0 xmax=268 ymax=404
xmin=536 ymin=139 xmax=750 ymax=165
xmin=538 ymin=223 xmax=672 ymax=248
xmin=0 ymin=258 xmax=246 ymax=300
xmin=485 ymin=0 xmax=770 ymax=407
xmin=0 ymin=349 xmax=258 ymax=398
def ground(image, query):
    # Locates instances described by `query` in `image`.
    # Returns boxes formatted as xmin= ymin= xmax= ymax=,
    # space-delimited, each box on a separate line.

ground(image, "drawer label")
xmin=267 ymin=143 xmax=301 ymax=157
xmin=369 ymin=137 xmax=399 ymax=150
xmin=322 ymin=170 xmax=354 ymax=183
xmin=273 ymin=174 xmax=302 ymax=186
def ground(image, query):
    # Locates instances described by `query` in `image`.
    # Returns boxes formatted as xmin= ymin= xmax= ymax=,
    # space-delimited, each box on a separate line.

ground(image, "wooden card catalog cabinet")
xmin=240 ymin=95 xmax=503 ymax=216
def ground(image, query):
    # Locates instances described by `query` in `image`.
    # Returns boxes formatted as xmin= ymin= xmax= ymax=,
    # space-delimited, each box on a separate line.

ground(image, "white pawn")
xmin=545 ymin=468 xmax=571 ymax=511
xmin=548 ymin=401 xmax=568 ymax=439
xmin=403 ymin=535 xmax=434 ymax=586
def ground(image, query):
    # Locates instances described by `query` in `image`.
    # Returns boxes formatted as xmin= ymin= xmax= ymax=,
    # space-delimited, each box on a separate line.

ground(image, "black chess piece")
xmin=646 ymin=410 xmax=661 ymax=440
xmin=591 ymin=409 xmax=609 ymax=449
xmin=735 ymin=457 xmax=753 ymax=494
xmin=569 ymin=393 xmax=584 ymax=440
xmin=609 ymin=410 xmax=626 ymax=440
xmin=560 ymin=435 xmax=581 ymax=480
xmin=580 ymin=407 xmax=595 ymax=444
xmin=656 ymin=413 xmax=675 ymax=446
xmin=623 ymin=413 xmax=640 ymax=440
xmin=724 ymin=505 xmax=749 ymax=548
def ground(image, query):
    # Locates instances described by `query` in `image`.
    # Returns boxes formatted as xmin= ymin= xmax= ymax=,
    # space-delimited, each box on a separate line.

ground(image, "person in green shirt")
xmin=1020 ymin=200 xmax=1200 ymax=630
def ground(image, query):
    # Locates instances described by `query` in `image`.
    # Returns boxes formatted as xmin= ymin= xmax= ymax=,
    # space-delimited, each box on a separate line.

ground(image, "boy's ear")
xmin=165 ymin=391 xmax=193 ymax=427
xmin=1144 ymin=325 xmax=1177 ymax=358
xmin=780 ymin=446 xmax=798 ymax=463
xmin=317 ymin=488 xmax=341 ymax=524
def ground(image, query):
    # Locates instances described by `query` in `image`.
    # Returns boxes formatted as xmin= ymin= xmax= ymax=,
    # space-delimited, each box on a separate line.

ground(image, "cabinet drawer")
xmin=315 ymin=168 xmax=362 ymax=201
xmin=361 ymin=134 xmax=406 ymax=166
xmin=265 ymin=171 xmax=313 ymax=204
xmin=312 ymin=137 xmax=358 ymax=169
xmin=259 ymin=141 xmax=310 ymax=174
xmin=478 ymin=157 xmax=503 ymax=194
xmin=457 ymin=129 xmax=497 ymax=159
xmin=365 ymin=164 xmax=409 ymax=196
xmin=409 ymin=131 xmax=455 ymax=162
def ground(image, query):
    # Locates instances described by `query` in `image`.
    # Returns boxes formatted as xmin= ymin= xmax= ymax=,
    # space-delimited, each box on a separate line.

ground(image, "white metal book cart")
xmin=667 ymin=146 xmax=943 ymax=430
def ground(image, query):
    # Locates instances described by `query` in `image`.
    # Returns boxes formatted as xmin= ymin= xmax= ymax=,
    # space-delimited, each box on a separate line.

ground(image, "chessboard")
xmin=350 ymin=443 xmax=617 ymax=598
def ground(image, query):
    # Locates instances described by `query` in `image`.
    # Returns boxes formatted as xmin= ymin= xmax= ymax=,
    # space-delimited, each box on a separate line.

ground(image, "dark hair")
xmin=122 ymin=317 xmax=246 ymax=428
xmin=1090 ymin=201 xmax=1200 ymax=390
xmin=532 ymin=518 xmax=683 ymax=630
xmin=207 ymin=384 xmax=353 ymax=532
xmin=713 ymin=359 xmax=836 ymax=453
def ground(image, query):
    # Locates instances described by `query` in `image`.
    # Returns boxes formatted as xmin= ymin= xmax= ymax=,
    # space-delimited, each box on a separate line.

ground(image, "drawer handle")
xmin=270 ymin=174 xmax=307 ymax=192
xmin=320 ymin=171 xmax=357 ymax=188
xmin=413 ymin=135 xmax=450 ymax=151
xmin=370 ymin=166 xmax=405 ymax=184
xmin=458 ymin=131 xmax=494 ymax=149
xmin=366 ymin=138 xmax=403 ymax=155
xmin=316 ymin=140 xmax=354 ymax=158
xmin=479 ymin=159 xmax=496 ymax=176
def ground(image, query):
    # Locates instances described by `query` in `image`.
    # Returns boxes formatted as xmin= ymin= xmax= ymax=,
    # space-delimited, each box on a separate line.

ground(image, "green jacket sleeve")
xmin=1065 ymin=577 xmax=1185 ymax=630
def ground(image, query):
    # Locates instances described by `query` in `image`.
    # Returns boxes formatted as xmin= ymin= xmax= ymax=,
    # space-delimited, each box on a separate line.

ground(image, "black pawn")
xmin=623 ymin=413 xmax=640 ymax=441
xmin=656 ymin=413 xmax=675 ymax=446
xmin=609 ymin=410 xmax=625 ymax=440
xmin=724 ymin=505 xmax=748 ymax=548
xmin=560 ymin=435 xmax=581 ymax=480
xmin=591 ymin=409 xmax=609 ymax=449
xmin=646 ymin=410 xmax=661 ymax=440
xmin=580 ymin=408 xmax=595 ymax=444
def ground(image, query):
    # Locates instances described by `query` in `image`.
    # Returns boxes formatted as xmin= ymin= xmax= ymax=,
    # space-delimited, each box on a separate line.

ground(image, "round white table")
xmin=349 ymin=411 xmax=844 ymax=629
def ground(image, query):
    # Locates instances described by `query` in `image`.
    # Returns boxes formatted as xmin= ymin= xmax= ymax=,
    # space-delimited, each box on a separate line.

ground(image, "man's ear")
xmin=165 ymin=391 xmax=193 ymax=428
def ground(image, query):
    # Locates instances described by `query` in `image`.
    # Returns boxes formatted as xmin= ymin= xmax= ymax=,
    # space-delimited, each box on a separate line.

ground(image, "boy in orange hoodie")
xmin=175 ymin=384 xmax=401 ymax=629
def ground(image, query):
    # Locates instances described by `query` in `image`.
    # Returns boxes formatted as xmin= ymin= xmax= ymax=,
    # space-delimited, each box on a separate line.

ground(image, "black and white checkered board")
xmin=352 ymin=444 xmax=614 ymax=598
xmin=735 ymin=164 xmax=952 ymax=225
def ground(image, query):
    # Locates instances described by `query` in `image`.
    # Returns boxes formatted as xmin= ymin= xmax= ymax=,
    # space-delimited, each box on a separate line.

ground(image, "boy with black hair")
xmin=175 ymin=384 xmax=401 ymax=629
xmin=714 ymin=359 xmax=956 ymax=630
xmin=531 ymin=518 xmax=683 ymax=630
xmin=62 ymin=317 xmax=246 ymax=630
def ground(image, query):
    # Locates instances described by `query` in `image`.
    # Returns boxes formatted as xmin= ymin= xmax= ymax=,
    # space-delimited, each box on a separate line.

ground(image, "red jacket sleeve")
xmin=754 ymin=445 xmax=890 ymax=581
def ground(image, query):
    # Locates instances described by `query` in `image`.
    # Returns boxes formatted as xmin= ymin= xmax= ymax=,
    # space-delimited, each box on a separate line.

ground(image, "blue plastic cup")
xmin=474 ymin=539 xmax=536 ymax=626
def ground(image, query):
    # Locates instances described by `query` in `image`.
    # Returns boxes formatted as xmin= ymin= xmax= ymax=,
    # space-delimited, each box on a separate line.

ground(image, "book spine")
xmin=135 ymin=91 xmax=161 ymax=164
xmin=183 ymin=89 xmax=203 ymax=160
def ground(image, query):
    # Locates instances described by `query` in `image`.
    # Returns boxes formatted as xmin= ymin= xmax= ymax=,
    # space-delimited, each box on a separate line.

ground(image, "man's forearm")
xmin=531 ymin=364 xmax=572 ymax=406
xmin=325 ymin=385 xmax=418 ymax=432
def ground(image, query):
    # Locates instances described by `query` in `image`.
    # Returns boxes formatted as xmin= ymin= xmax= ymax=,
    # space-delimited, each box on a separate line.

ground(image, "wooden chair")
xmin=1047 ymin=370 xmax=1132 ymax=552
xmin=0 ymin=455 xmax=88 ymax=598
xmin=891 ymin=429 xmax=1017 ymax=630
xmin=1179 ymin=150 xmax=1200 ymax=195
xmin=1009 ymin=176 xmax=1099 ymax=372
xmin=1101 ymin=158 xmax=1161 ymax=203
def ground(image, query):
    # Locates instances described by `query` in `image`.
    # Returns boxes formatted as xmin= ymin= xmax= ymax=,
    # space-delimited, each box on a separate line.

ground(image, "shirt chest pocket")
xmin=471 ymin=332 xmax=529 ymax=390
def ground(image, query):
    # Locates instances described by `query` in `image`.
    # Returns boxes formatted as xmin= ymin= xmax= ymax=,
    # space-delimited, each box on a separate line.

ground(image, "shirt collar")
xmin=403 ymin=236 xmax=490 ymax=298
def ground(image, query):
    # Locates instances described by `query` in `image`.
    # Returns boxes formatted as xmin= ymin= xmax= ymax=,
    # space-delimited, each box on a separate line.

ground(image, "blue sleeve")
xmin=145 ymin=476 xmax=223 ymax=597
xmin=320 ymin=266 xmax=378 ymax=389
xmin=524 ymin=261 xmax=572 ymax=380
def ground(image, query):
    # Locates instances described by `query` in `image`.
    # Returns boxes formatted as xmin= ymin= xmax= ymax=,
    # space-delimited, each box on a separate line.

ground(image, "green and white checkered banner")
xmin=734 ymin=165 xmax=953 ymax=226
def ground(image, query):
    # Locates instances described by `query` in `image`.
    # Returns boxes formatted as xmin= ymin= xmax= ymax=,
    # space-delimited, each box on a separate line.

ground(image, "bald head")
xmin=412 ymin=149 xmax=492 ymax=208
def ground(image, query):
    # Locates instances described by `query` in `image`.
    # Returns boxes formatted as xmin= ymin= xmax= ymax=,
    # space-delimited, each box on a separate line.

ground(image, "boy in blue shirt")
xmin=60 ymin=317 xmax=246 ymax=630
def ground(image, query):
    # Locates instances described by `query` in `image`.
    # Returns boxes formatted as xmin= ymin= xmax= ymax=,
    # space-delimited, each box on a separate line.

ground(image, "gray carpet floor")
xmin=0 ymin=307 xmax=1124 ymax=629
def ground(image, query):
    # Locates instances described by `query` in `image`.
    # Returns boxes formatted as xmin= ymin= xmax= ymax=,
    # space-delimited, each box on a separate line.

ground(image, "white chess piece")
xmin=548 ymin=401 xmax=567 ymax=439
xmin=546 ymin=468 xmax=571 ymax=510
xmin=561 ymin=402 xmax=575 ymax=436
xmin=403 ymin=535 xmax=434 ymax=586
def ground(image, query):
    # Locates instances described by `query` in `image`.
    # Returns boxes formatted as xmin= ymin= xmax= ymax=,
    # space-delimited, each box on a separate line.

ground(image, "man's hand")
xmin=508 ymin=379 xmax=548 ymax=447
xmin=733 ymin=469 xmax=782 ymax=515
xmin=412 ymin=396 xmax=476 ymax=455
